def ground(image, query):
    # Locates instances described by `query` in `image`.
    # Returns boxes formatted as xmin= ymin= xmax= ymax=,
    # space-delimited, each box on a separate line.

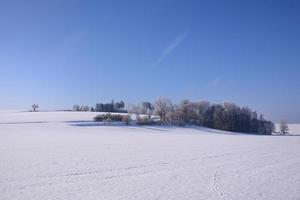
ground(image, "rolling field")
xmin=0 ymin=111 xmax=299 ymax=200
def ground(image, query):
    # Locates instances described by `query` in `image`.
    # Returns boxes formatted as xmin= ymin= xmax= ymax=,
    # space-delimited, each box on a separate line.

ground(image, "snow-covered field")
xmin=0 ymin=111 xmax=299 ymax=200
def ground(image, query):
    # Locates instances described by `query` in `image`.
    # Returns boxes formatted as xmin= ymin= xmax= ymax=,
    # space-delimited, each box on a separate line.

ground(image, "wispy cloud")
xmin=208 ymin=78 xmax=222 ymax=87
xmin=154 ymin=30 xmax=189 ymax=66
xmin=208 ymin=78 xmax=234 ymax=87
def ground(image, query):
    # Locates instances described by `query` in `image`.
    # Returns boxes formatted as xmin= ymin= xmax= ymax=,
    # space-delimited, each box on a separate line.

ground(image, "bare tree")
xmin=195 ymin=101 xmax=210 ymax=125
xmin=166 ymin=105 xmax=184 ymax=124
xmin=32 ymin=104 xmax=39 ymax=112
xmin=154 ymin=97 xmax=172 ymax=122
xmin=73 ymin=105 xmax=80 ymax=111
xmin=142 ymin=102 xmax=155 ymax=119
xmin=178 ymin=100 xmax=202 ymax=124
xmin=279 ymin=120 xmax=289 ymax=135
xmin=127 ymin=103 xmax=143 ymax=120
xmin=128 ymin=104 xmax=142 ymax=114
xmin=80 ymin=105 xmax=90 ymax=112
xmin=179 ymin=99 xmax=190 ymax=122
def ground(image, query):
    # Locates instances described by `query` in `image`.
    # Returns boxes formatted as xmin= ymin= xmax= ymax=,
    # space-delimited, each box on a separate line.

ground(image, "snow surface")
xmin=0 ymin=111 xmax=300 ymax=200
xmin=276 ymin=123 xmax=300 ymax=135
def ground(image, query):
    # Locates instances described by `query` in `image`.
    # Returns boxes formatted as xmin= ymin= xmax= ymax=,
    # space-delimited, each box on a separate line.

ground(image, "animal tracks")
xmin=212 ymin=170 xmax=231 ymax=200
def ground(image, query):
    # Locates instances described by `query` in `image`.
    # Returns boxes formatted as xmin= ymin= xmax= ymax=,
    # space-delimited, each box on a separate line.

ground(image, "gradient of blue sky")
xmin=0 ymin=0 xmax=299 ymax=122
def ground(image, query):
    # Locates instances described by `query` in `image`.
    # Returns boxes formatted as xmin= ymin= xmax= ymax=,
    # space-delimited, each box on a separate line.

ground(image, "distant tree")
xmin=32 ymin=104 xmax=39 ymax=112
xmin=95 ymin=101 xmax=126 ymax=112
xmin=265 ymin=121 xmax=275 ymax=134
xmin=179 ymin=99 xmax=190 ymax=123
xmin=259 ymin=114 xmax=264 ymax=120
xmin=212 ymin=104 xmax=224 ymax=130
xmin=80 ymin=105 xmax=90 ymax=112
xmin=73 ymin=105 xmax=80 ymax=111
xmin=115 ymin=101 xmax=125 ymax=111
xmin=95 ymin=103 xmax=103 ymax=112
xmin=111 ymin=99 xmax=116 ymax=111
xmin=154 ymin=97 xmax=172 ymax=122
xmin=203 ymin=105 xmax=214 ymax=128
xmin=221 ymin=102 xmax=236 ymax=131
xmin=91 ymin=107 xmax=95 ymax=112
xmin=128 ymin=104 xmax=142 ymax=114
xmin=193 ymin=101 xmax=210 ymax=125
xmin=115 ymin=102 xmax=120 ymax=110
xmin=119 ymin=101 xmax=125 ymax=109
xmin=166 ymin=105 xmax=184 ymax=125
xmin=126 ymin=103 xmax=141 ymax=121
xmin=256 ymin=119 xmax=274 ymax=135
xmin=96 ymin=103 xmax=113 ymax=112
xmin=142 ymin=102 xmax=155 ymax=119
xmin=279 ymin=120 xmax=289 ymax=135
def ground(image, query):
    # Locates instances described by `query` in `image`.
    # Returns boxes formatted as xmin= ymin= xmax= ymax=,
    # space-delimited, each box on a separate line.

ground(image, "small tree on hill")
xmin=32 ymin=104 xmax=39 ymax=112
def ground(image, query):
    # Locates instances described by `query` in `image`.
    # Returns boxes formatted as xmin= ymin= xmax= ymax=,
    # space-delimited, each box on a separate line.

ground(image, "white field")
xmin=0 ymin=111 xmax=299 ymax=200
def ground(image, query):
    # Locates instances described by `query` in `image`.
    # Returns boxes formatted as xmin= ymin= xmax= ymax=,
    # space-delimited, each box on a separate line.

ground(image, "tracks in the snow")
xmin=212 ymin=170 xmax=232 ymax=200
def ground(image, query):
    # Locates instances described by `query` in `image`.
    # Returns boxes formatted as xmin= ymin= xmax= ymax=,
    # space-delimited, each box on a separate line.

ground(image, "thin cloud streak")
xmin=208 ymin=78 xmax=222 ymax=87
xmin=208 ymin=78 xmax=234 ymax=88
xmin=154 ymin=30 xmax=189 ymax=66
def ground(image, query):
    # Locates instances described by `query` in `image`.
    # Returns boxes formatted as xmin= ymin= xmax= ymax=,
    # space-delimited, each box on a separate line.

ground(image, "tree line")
xmin=95 ymin=100 xmax=125 ymax=112
xmin=128 ymin=97 xmax=275 ymax=135
xmin=73 ymin=97 xmax=275 ymax=135
xmin=73 ymin=100 xmax=126 ymax=113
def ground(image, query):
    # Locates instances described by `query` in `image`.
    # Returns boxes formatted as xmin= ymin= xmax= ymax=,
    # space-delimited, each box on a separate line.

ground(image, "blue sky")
xmin=0 ymin=0 xmax=299 ymax=122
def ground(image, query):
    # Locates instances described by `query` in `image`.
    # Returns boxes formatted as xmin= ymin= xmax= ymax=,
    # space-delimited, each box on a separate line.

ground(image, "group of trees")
xmin=200 ymin=102 xmax=275 ymax=134
xmin=129 ymin=97 xmax=275 ymax=135
xmin=127 ymin=101 xmax=155 ymax=119
xmin=73 ymin=100 xmax=126 ymax=113
xmin=95 ymin=100 xmax=125 ymax=112
xmin=73 ymin=105 xmax=90 ymax=112
xmin=71 ymin=97 xmax=288 ymax=135
xmin=94 ymin=113 xmax=132 ymax=125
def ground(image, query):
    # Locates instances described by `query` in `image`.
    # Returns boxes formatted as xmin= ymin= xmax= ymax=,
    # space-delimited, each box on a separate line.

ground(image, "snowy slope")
xmin=0 ymin=111 xmax=299 ymax=200
xmin=284 ymin=124 xmax=300 ymax=135
xmin=274 ymin=123 xmax=300 ymax=135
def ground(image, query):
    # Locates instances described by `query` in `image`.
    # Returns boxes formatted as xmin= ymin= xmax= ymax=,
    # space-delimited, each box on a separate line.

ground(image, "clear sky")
xmin=0 ymin=0 xmax=299 ymax=122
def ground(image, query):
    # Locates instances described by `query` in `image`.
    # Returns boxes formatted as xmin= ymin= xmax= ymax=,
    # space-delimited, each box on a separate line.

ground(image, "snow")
xmin=274 ymin=123 xmax=300 ymax=135
xmin=0 ymin=111 xmax=300 ymax=200
xmin=282 ymin=124 xmax=300 ymax=135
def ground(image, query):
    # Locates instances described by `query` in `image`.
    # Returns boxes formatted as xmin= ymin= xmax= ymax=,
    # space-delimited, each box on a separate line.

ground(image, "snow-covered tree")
xmin=279 ymin=120 xmax=289 ymax=135
xmin=154 ymin=97 xmax=172 ymax=122
xmin=80 ymin=105 xmax=90 ymax=112
xmin=73 ymin=105 xmax=80 ymax=111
